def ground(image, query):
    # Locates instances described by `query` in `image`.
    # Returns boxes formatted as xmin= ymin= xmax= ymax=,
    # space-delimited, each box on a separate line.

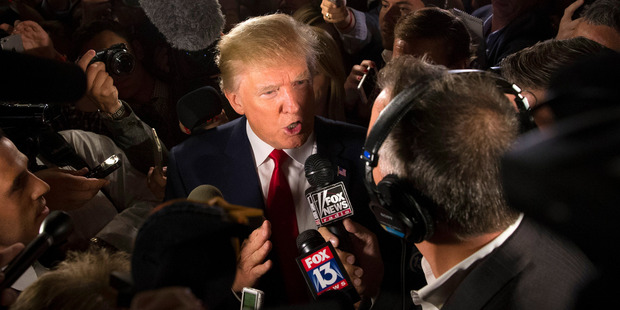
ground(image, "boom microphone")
xmin=296 ymin=229 xmax=360 ymax=304
xmin=137 ymin=0 xmax=225 ymax=51
xmin=304 ymin=154 xmax=354 ymax=253
xmin=0 ymin=50 xmax=86 ymax=103
xmin=0 ymin=211 xmax=73 ymax=291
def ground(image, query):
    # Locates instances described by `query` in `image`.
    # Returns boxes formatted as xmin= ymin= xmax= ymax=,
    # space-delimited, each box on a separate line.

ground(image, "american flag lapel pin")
xmin=337 ymin=166 xmax=347 ymax=177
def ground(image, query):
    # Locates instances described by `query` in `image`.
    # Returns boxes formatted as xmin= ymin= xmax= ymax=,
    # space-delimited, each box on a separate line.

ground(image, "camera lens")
xmin=110 ymin=52 xmax=135 ymax=75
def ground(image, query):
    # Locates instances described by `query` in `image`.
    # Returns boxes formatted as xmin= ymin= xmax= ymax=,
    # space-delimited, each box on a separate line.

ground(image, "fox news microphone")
xmin=304 ymin=154 xmax=354 ymax=253
xmin=296 ymin=229 xmax=360 ymax=305
xmin=137 ymin=0 xmax=225 ymax=51
xmin=0 ymin=211 xmax=73 ymax=291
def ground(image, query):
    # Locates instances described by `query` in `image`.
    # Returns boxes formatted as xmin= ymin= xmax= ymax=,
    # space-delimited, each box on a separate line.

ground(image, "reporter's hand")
xmin=35 ymin=167 xmax=109 ymax=211
xmin=232 ymin=220 xmax=273 ymax=292
xmin=320 ymin=0 xmax=350 ymax=28
xmin=0 ymin=243 xmax=25 ymax=307
xmin=318 ymin=218 xmax=383 ymax=301
xmin=75 ymin=49 xmax=121 ymax=113
xmin=556 ymin=0 xmax=584 ymax=39
xmin=147 ymin=166 xmax=167 ymax=201
xmin=7 ymin=20 xmax=61 ymax=59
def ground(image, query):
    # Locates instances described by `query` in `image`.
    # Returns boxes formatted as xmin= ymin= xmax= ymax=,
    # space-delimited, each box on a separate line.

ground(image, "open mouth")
xmin=284 ymin=121 xmax=302 ymax=135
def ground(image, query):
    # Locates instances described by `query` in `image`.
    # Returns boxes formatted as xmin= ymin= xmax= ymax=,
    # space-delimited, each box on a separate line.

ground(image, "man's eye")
xmin=294 ymin=80 xmax=308 ymax=87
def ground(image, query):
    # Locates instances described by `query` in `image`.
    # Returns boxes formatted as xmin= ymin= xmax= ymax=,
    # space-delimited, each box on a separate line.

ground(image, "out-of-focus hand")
xmin=5 ymin=20 xmax=60 ymax=59
xmin=75 ymin=49 xmax=121 ymax=113
xmin=556 ymin=0 xmax=584 ymax=39
xmin=320 ymin=0 xmax=351 ymax=28
xmin=345 ymin=60 xmax=375 ymax=108
xmin=232 ymin=220 xmax=273 ymax=292
xmin=0 ymin=243 xmax=25 ymax=307
xmin=318 ymin=218 xmax=383 ymax=302
xmin=35 ymin=167 xmax=109 ymax=211
xmin=147 ymin=166 xmax=167 ymax=201
xmin=130 ymin=286 xmax=206 ymax=310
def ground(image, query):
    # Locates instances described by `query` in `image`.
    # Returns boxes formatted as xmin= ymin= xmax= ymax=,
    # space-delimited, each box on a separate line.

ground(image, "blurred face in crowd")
xmin=393 ymin=37 xmax=452 ymax=66
xmin=0 ymin=137 xmax=50 ymax=250
xmin=380 ymin=0 xmax=425 ymax=50
xmin=225 ymin=57 xmax=316 ymax=150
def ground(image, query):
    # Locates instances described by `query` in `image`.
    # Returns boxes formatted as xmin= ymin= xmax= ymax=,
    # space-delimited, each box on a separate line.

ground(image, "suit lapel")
xmin=223 ymin=117 xmax=265 ymax=209
xmin=442 ymin=222 xmax=533 ymax=310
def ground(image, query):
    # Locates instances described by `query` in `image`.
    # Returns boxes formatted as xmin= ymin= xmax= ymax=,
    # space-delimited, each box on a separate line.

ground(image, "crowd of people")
xmin=1 ymin=0 xmax=619 ymax=309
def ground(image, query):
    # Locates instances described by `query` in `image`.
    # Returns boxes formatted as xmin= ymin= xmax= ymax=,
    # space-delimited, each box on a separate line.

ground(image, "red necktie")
xmin=266 ymin=149 xmax=306 ymax=303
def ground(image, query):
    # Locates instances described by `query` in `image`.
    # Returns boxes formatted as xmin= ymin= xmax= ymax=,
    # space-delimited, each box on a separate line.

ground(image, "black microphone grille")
xmin=304 ymin=154 xmax=335 ymax=186
xmin=39 ymin=211 xmax=74 ymax=245
xmin=296 ymin=229 xmax=325 ymax=254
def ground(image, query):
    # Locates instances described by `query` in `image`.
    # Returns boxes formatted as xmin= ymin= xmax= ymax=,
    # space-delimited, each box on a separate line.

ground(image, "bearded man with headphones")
xmin=325 ymin=55 xmax=596 ymax=310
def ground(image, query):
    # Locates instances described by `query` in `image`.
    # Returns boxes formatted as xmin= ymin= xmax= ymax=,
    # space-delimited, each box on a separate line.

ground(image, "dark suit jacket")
xmin=438 ymin=217 xmax=596 ymax=310
xmin=166 ymin=116 xmax=369 ymax=209
xmin=165 ymin=115 xmax=382 ymax=305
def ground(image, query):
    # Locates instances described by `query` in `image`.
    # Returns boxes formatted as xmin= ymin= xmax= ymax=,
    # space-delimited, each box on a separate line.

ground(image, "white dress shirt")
xmin=246 ymin=122 xmax=317 ymax=233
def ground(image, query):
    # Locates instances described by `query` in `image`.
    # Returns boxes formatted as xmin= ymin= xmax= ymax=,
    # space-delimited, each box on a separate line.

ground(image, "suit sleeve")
xmin=164 ymin=148 xmax=186 ymax=200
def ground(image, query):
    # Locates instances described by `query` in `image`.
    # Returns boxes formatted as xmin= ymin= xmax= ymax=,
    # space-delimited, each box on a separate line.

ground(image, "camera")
xmin=0 ymin=102 xmax=59 ymax=129
xmin=89 ymin=43 xmax=135 ymax=76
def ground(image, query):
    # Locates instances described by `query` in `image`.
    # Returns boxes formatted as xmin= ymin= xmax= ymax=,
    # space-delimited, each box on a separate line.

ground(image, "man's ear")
xmin=225 ymin=91 xmax=245 ymax=115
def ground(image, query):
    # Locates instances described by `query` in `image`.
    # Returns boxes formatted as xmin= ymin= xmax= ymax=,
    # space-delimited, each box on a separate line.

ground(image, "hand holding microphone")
xmin=0 ymin=211 xmax=73 ymax=292
xmin=296 ymin=229 xmax=360 ymax=304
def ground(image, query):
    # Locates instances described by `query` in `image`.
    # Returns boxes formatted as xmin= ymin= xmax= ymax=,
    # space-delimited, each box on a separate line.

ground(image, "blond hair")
xmin=216 ymin=13 xmax=319 ymax=93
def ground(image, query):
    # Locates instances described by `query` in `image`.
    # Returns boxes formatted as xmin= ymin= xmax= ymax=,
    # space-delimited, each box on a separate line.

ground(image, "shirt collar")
xmin=246 ymin=120 xmax=316 ymax=167
xmin=411 ymin=213 xmax=525 ymax=309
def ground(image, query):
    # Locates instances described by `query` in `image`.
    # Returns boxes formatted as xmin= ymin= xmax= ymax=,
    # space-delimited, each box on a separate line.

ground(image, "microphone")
xmin=296 ymin=229 xmax=360 ymax=304
xmin=188 ymin=185 xmax=264 ymax=227
xmin=137 ymin=0 xmax=225 ymax=51
xmin=177 ymin=86 xmax=227 ymax=135
xmin=0 ymin=211 xmax=73 ymax=291
xmin=304 ymin=154 xmax=354 ymax=253
xmin=0 ymin=50 xmax=86 ymax=103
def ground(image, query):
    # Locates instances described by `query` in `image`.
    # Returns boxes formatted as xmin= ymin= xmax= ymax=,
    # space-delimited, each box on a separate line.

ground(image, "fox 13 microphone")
xmin=304 ymin=154 xmax=355 ymax=252
xmin=296 ymin=229 xmax=360 ymax=308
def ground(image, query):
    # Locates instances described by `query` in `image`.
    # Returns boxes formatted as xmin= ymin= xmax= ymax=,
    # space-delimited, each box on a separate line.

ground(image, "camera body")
xmin=89 ymin=43 xmax=135 ymax=76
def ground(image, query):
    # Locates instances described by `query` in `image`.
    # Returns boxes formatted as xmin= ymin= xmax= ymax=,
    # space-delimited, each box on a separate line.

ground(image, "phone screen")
xmin=240 ymin=288 xmax=263 ymax=310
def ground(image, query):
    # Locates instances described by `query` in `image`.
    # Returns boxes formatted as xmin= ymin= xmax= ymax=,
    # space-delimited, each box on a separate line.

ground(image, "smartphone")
xmin=1 ymin=34 xmax=24 ymax=52
xmin=151 ymin=128 xmax=163 ymax=173
xmin=240 ymin=287 xmax=264 ymax=310
xmin=86 ymin=154 xmax=122 ymax=179
xmin=357 ymin=66 xmax=377 ymax=105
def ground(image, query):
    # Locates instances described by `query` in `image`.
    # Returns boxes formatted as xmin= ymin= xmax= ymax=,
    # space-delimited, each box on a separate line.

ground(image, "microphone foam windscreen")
xmin=137 ymin=0 xmax=225 ymax=51
xmin=188 ymin=184 xmax=223 ymax=202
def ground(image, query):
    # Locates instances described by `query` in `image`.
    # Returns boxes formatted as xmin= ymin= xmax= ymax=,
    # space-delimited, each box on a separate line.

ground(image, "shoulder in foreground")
xmin=170 ymin=117 xmax=242 ymax=154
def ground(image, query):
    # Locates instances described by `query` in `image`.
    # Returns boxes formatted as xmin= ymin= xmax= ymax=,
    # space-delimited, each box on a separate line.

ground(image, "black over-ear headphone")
xmin=361 ymin=69 xmax=535 ymax=243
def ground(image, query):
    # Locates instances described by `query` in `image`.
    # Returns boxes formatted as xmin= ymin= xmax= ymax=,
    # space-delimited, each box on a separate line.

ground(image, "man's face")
xmin=379 ymin=0 xmax=425 ymax=50
xmin=225 ymin=58 xmax=315 ymax=150
xmin=0 ymin=138 xmax=50 ymax=250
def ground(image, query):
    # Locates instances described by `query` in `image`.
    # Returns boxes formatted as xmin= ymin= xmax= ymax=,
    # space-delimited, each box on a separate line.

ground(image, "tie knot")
xmin=269 ymin=149 xmax=289 ymax=167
